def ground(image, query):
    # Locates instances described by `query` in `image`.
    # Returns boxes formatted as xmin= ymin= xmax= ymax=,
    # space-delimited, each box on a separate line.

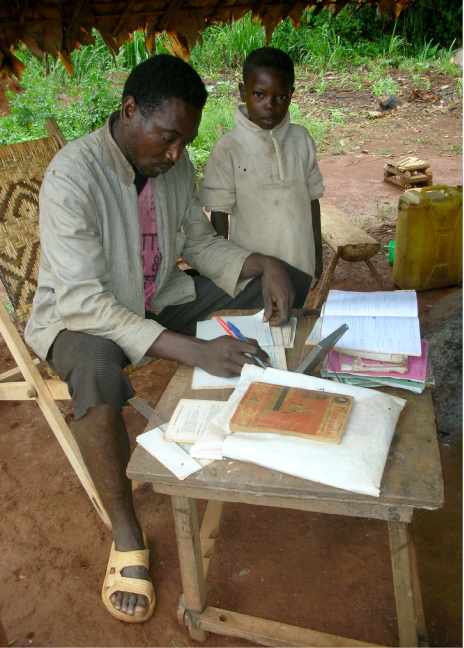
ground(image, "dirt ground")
xmin=0 ymin=71 xmax=462 ymax=647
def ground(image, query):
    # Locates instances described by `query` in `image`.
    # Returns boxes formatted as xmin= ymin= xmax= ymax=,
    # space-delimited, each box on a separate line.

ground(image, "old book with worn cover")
xmin=229 ymin=382 xmax=354 ymax=444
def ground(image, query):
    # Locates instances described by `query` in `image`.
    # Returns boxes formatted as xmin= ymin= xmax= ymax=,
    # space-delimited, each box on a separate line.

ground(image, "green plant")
xmin=355 ymin=216 xmax=370 ymax=229
xmin=371 ymin=75 xmax=399 ymax=98
xmin=188 ymin=94 xmax=236 ymax=177
xmin=455 ymin=77 xmax=462 ymax=99
xmin=375 ymin=196 xmax=396 ymax=220
xmin=330 ymin=109 xmax=345 ymax=124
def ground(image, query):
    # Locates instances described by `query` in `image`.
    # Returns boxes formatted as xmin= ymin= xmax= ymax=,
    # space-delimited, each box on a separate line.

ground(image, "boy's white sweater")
xmin=198 ymin=105 xmax=324 ymax=284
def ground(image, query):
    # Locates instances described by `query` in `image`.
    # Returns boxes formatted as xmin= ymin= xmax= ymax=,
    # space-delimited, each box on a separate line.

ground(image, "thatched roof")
xmin=0 ymin=0 xmax=412 ymax=77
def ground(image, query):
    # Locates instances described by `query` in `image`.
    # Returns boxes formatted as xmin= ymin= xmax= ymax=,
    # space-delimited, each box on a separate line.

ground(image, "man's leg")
xmin=149 ymin=262 xmax=311 ymax=335
xmin=49 ymin=331 xmax=152 ymax=619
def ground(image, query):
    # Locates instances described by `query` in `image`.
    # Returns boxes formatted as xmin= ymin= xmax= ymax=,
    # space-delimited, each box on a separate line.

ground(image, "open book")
xmin=316 ymin=290 xmax=421 ymax=357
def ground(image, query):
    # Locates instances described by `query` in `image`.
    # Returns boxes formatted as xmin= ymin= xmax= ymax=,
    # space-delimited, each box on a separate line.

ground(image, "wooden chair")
xmin=310 ymin=204 xmax=385 ymax=309
xmin=0 ymin=119 xmax=111 ymax=528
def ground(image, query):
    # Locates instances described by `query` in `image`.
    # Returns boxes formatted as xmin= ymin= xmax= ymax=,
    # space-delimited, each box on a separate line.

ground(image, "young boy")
xmin=198 ymin=47 xmax=324 ymax=288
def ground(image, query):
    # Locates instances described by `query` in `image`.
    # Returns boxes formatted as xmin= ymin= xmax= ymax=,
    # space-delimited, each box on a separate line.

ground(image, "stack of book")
xmin=307 ymin=290 xmax=434 ymax=393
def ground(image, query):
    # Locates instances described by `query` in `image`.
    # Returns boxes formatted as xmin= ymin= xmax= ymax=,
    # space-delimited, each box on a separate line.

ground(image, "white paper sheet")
xmin=196 ymin=310 xmax=273 ymax=346
xmin=321 ymin=315 xmax=421 ymax=356
xmin=190 ymin=365 xmax=406 ymax=497
xmin=324 ymin=290 xmax=418 ymax=317
xmin=137 ymin=425 xmax=203 ymax=480
xmin=192 ymin=310 xmax=286 ymax=389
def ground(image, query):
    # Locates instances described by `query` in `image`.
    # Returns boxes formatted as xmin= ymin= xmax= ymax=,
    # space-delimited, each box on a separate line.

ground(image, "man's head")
xmin=239 ymin=47 xmax=295 ymax=131
xmin=115 ymin=55 xmax=208 ymax=178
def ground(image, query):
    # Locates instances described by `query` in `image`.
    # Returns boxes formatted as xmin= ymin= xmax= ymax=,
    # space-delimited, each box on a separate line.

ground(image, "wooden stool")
xmin=384 ymin=157 xmax=433 ymax=190
xmin=312 ymin=205 xmax=384 ymax=309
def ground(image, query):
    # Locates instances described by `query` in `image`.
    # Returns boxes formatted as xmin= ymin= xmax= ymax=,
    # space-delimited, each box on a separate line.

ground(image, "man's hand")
xmin=196 ymin=336 xmax=269 ymax=377
xmin=239 ymin=253 xmax=295 ymax=326
xmin=147 ymin=331 xmax=268 ymax=377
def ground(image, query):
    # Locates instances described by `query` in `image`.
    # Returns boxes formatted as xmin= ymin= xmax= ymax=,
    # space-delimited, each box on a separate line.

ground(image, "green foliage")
xmin=0 ymin=6 xmax=461 ymax=174
xmin=370 ymin=75 xmax=399 ymax=98
xmin=187 ymin=88 xmax=236 ymax=176
xmin=0 ymin=51 xmax=122 ymax=145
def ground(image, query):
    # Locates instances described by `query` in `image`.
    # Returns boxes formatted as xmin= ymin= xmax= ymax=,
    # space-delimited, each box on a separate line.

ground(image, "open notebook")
xmin=309 ymin=290 xmax=421 ymax=358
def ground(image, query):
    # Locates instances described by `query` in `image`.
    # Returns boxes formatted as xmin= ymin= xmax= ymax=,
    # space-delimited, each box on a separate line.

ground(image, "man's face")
xmin=239 ymin=67 xmax=294 ymax=131
xmin=122 ymin=97 xmax=202 ymax=178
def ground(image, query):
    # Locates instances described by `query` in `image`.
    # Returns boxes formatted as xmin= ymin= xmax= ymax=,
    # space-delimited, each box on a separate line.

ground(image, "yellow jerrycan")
xmin=393 ymin=185 xmax=462 ymax=291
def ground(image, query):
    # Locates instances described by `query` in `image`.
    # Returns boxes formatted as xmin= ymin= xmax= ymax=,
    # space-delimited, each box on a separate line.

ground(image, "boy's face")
xmin=239 ymin=67 xmax=294 ymax=131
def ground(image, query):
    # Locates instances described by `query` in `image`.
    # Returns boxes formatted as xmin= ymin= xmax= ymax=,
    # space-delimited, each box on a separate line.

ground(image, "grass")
xmin=375 ymin=196 xmax=396 ymax=220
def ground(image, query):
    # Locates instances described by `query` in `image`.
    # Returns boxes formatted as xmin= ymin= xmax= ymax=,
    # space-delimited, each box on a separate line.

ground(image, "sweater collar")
xmin=101 ymin=112 xmax=136 ymax=186
xmin=235 ymin=104 xmax=290 ymax=141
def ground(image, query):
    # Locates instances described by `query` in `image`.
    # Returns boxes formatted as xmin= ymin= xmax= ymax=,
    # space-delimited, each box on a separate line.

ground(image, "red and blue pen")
xmin=215 ymin=317 xmax=269 ymax=370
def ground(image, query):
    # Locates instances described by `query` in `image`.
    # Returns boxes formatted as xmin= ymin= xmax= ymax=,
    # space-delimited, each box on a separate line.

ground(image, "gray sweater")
xmin=25 ymin=114 xmax=251 ymax=366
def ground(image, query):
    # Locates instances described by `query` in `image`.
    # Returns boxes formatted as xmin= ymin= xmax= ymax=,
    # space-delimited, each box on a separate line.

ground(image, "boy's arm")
xmin=311 ymin=198 xmax=323 ymax=283
xmin=211 ymin=211 xmax=229 ymax=239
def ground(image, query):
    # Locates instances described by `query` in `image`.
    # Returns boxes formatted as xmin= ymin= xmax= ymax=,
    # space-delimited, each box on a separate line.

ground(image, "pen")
xmin=215 ymin=317 xmax=269 ymax=370
xmin=216 ymin=316 xmax=233 ymax=336
xmin=226 ymin=321 xmax=269 ymax=370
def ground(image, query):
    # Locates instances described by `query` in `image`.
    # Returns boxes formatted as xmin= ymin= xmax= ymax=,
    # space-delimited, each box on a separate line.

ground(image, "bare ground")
xmin=0 ymin=72 xmax=462 ymax=647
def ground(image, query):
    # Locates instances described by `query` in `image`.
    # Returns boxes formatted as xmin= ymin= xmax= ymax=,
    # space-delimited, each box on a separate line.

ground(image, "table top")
xmin=127 ymin=310 xmax=444 ymax=523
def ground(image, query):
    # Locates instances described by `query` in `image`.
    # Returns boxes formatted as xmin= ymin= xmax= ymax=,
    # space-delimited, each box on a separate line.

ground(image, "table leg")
xmin=388 ymin=521 xmax=419 ymax=647
xmin=172 ymin=495 xmax=208 ymax=642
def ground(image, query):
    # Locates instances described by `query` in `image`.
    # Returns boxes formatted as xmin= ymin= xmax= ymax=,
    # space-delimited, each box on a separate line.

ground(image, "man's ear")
xmin=120 ymin=96 xmax=138 ymax=125
xmin=239 ymin=82 xmax=246 ymax=103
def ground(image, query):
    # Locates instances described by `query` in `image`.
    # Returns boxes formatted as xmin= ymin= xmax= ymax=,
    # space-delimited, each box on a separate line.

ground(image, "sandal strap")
xmin=110 ymin=547 xmax=149 ymax=573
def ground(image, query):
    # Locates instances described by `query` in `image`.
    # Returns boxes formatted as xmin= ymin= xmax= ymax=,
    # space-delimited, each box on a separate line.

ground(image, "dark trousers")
xmin=49 ymin=264 xmax=311 ymax=420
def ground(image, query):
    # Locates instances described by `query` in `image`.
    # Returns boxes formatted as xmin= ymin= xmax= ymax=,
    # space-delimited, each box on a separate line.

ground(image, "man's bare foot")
xmin=110 ymin=564 xmax=150 ymax=618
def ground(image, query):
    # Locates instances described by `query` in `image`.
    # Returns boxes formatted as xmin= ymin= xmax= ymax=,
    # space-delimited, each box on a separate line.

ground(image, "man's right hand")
xmin=147 ymin=331 xmax=268 ymax=377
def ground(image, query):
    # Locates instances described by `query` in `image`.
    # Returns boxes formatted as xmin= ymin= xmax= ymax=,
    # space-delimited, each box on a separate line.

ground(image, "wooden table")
xmin=127 ymin=311 xmax=444 ymax=647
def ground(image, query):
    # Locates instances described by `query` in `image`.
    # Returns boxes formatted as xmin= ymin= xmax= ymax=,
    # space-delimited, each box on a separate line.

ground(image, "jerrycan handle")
xmin=420 ymin=185 xmax=450 ymax=196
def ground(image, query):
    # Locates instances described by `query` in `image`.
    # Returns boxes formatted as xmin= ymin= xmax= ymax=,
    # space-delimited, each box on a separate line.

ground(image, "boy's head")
xmin=240 ymin=47 xmax=295 ymax=131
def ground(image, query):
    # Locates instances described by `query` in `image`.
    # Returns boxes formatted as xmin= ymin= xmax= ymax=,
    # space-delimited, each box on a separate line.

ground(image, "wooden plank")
xmin=0 ymin=300 xmax=111 ymax=528
xmin=171 ymin=496 xmax=207 ymax=612
xmin=0 ymin=379 xmax=69 ymax=400
xmin=321 ymin=205 xmax=380 ymax=261
xmin=184 ymin=605 xmax=382 ymax=647
xmin=388 ymin=521 xmax=418 ymax=647
xmin=0 ymin=357 xmax=41 ymax=382
xmin=0 ymin=382 xmax=37 ymax=399
xmin=200 ymin=500 xmax=224 ymax=579
xmin=45 ymin=117 xmax=67 ymax=148
xmin=409 ymin=528 xmax=429 ymax=647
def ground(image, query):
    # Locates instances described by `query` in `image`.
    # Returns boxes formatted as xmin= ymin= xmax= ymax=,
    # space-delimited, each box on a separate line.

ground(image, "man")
xmin=25 ymin=55 xmax=312 ymax=623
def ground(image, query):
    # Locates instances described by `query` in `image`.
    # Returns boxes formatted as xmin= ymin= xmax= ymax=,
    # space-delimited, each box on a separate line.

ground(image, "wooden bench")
xmin=311 ymin=204 xmax=384 ymax=309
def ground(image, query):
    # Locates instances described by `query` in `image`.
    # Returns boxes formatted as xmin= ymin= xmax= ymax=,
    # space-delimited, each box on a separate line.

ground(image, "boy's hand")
xmin=240 ymin=253 xmax=295 ymax=326
xmin=211 ymin=211 xmax=229 ymax=239
xmin=314 ymin=256 xmax=323 ymax=285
